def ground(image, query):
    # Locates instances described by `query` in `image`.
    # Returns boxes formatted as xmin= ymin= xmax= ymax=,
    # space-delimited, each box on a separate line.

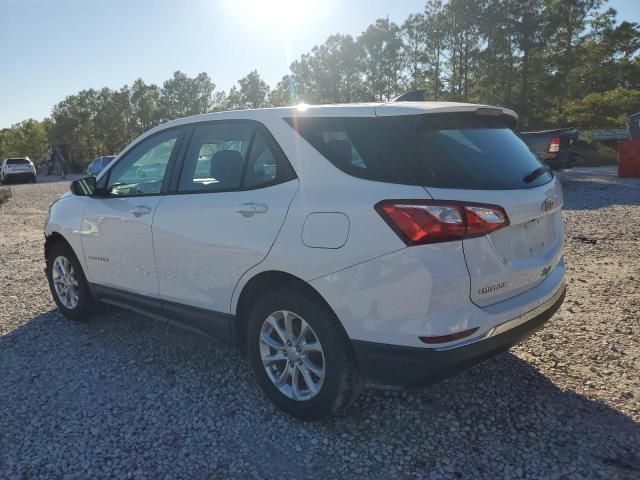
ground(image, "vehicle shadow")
xmin=1 ymin=308 xmax=639 ymax=479
xmin=556 ymin=166 xmax=640 ymax=210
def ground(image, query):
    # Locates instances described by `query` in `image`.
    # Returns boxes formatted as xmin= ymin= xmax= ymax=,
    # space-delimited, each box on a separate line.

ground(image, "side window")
xmin=320 ymin=131 xmax=366 ymax=169
xmin=178 ymin=123 xmax=254 ymax=192
xmin=107 ymin=129 xmax=179 ymax=196
xmin=243 ymin=130 xmax=294 ymax=188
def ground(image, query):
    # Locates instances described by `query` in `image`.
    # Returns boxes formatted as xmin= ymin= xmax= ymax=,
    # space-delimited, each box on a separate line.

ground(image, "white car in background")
xmin=1 ymin=157 xmax=37 ymax=184
xmin=44 ymin=102 xmax=565 ymax=419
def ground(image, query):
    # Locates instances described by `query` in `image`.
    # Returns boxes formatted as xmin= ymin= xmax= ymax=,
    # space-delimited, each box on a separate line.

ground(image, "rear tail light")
xmin=547 ymin=136 xmax=561 ymax=153
xmin=375 ymin=200 xmax=509 ymax=246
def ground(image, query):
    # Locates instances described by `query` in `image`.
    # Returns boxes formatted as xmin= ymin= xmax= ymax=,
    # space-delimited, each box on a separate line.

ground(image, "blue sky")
xmin=1 ymin=0 xmax=638 ymax=128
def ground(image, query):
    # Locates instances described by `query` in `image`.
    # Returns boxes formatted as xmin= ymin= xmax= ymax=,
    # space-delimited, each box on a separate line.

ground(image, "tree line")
xmin=1 ymin=0 xmax=639 ymax=170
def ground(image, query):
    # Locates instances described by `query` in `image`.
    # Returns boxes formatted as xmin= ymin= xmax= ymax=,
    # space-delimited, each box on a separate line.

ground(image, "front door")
xmin=81 ymin=128 xmax=183 ymax=298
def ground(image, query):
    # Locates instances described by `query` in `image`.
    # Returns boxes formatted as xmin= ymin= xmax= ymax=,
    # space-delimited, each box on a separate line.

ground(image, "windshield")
xmin=7 ymin=159 xmax=30 ymax=165
xmin=287 ymin=113 xmax=551 ymax=190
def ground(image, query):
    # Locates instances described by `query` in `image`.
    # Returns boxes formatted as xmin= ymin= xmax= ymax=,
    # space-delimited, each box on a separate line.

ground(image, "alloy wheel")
xmin=259 ymin=310 xmax=325 ymax=401
xmin=51 ymin=256 xmax=79 ymax=309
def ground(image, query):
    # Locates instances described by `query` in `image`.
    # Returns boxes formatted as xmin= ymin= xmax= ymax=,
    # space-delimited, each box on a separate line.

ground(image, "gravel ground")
xmin=0 ymin=168 xmax=638 ymax=479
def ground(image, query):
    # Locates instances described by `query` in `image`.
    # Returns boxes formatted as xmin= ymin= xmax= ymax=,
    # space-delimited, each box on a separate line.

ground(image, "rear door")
xmin=152 ymin=120 xmax=298 ymax=316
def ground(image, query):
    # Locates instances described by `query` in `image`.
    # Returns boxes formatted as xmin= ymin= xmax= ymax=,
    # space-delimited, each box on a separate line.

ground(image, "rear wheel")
xmin=247 ymin=285 xmax=362 ymax=420
xmin=46 ymin=242 xmax=96 ymax=321
xmin=31 ymin=174 xmax=37 ymax=183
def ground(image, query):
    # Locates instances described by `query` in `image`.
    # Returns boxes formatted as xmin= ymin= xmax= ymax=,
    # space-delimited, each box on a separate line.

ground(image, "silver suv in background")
xmin=1 ymin=157 xmax=37 ymax=184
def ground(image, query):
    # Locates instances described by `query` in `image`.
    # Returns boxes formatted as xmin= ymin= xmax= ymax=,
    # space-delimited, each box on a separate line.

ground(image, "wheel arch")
xmin=233 ymin=270 xmax=349 ymax=348
xmin=44 ymin=231 xmax=74 ymax=261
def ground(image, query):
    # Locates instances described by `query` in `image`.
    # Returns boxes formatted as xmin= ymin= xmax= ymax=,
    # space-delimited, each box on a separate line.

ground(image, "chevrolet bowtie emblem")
xmin=541 ymin=198 xmax=554 ymax=213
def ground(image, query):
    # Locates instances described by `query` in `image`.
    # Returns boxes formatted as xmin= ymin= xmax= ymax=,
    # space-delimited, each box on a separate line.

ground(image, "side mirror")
xmin=70 ymin=176 xmax=97 ymax=196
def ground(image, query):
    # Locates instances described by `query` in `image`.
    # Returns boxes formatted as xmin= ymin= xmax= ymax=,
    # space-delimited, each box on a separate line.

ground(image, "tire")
xmin=31 ymin=174 xmax=37 ymax=183
xmin=247 ymin=284 xmax=362 ymax=420
xmin=46 ymin=242 xmax=96 ymax=321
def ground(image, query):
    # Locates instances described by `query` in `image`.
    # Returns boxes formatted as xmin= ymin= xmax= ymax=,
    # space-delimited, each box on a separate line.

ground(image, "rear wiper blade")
xmin=523 ymin=165 xmax=551 ymax=183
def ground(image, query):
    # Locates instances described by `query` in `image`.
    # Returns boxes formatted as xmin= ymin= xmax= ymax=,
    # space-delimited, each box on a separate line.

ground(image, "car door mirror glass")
xmin=70 ymin=176 xmax=97 ymax=196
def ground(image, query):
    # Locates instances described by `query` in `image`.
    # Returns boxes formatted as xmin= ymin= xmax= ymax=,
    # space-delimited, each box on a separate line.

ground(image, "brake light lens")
xmin=375 ymin=200 xmax=509 ymax=246
xmin=547 ymin=136 xmax=560 ymax=153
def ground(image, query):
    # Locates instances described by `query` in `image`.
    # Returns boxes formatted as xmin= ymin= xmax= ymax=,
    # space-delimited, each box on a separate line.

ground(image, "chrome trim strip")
xmin=432 ymin=281 xmax=565 ymax=352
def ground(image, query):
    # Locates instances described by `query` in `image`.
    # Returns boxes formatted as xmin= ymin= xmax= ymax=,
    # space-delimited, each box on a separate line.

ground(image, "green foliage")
xmin=0 ymin=119 xmax=49 ymax=166
xmin=565 ymin=87 xmax=640 ymax=128
xmin=2 ymin=0 xmax=639 ymax=171
xmin=358 ymin=18 xmax=404 ymax=100
xmin=130 ymin=79 xmax=161 ymax=133
xmin=575 ymin=139 xmax=617 ymax=165
xmin=224 ymin=70 xmax=270 ymax=109
xmin=267 ymin=75 xmax=298 ymax=107
xmin=159 ymin=71 xmax=215 ymax=120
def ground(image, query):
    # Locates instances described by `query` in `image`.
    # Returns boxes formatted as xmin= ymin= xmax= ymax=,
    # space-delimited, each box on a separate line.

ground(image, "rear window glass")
xmin=7 ymin=159 xmax=29 ymax=165
xmin=286 ymin=113 xmax=551 ymax=190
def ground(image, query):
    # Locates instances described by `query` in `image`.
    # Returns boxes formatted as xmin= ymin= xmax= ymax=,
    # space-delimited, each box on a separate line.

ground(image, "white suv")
xmin=1 ymin=157 xmax=37 ymax=184
xmin=44 ymin=102 xmax=565 ymax=419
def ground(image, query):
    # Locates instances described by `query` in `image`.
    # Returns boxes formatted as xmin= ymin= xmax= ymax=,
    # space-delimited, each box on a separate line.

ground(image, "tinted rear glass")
xmin=7 ymin=159 xmax=29 ymax=165
xmin=286 ymin=113 xmax=551 ymax=189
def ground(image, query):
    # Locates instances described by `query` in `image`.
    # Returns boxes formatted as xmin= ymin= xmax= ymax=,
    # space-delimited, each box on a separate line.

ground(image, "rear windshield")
xmin=286 ymin=113 xmax=552 ymax=189
xmin=7 ymin=159 xmax=29 ymax=165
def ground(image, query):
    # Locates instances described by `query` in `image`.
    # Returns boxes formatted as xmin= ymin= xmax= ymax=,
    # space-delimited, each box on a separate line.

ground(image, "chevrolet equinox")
xmin=44 ymin=102 xmax=566 ymax=419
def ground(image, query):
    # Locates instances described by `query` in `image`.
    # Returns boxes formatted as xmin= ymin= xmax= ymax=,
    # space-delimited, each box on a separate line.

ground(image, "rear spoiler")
xmin=391 ymin=90 xmax=429 ymax=102
xmin=391 ymin=90 xmax=518 ymax=127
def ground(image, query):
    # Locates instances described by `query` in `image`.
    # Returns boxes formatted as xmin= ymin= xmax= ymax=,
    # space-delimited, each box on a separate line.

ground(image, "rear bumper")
xmin=3 ymin=172 xmax=35 ymax=182
xmin=352 ymin=283 xmax=565 ymax=387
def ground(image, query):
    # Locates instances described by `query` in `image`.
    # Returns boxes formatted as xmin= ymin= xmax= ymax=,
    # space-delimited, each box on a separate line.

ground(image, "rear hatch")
xmin=426 ymin=183 xmax=563 ymax=306
xmin=383 ymin=109 xmax=564 ymax=306
xmin=5 ymin=158 xmax=32 ymax=173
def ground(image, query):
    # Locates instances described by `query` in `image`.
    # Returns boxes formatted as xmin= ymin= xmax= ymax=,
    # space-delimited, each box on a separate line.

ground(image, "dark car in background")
xmin=86 ymin=155 xmax=115 ymax=176
xmin=520 ymin=128 xmax=578 ymax=170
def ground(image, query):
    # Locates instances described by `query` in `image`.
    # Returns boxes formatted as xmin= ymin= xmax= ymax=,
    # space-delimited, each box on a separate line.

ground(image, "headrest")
xmin=210 ymin=150 xmax=244 ymax=187
xmin=324 ymin=140 xmax=352 ymax=168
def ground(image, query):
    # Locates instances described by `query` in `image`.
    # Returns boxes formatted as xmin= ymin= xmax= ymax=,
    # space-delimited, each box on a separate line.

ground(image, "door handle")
xmin=130 ymin=205 xmax=152 ymax=217
xmin=234 ymin=202 xmax=268 ymax=217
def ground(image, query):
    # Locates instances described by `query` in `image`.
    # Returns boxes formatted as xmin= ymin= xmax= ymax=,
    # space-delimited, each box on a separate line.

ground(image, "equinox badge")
xmin=478 ymin=282 xmax=507 ymax=294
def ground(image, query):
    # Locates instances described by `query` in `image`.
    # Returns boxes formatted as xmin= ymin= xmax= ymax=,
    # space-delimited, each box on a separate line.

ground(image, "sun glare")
xmin=223 ymin=0 xmax=321 ymax=34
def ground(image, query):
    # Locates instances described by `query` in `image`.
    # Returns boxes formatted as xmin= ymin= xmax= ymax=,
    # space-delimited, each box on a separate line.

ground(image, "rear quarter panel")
xmin=230 ymin=116 xmax=435 ymax=314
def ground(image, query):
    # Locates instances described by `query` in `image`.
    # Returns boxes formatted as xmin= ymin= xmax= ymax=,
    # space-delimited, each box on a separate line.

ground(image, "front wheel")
xmin=46 ymin=242 xmax=97 ymax=321
xmin=247 ymin=285 xmax=362 ymax=420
